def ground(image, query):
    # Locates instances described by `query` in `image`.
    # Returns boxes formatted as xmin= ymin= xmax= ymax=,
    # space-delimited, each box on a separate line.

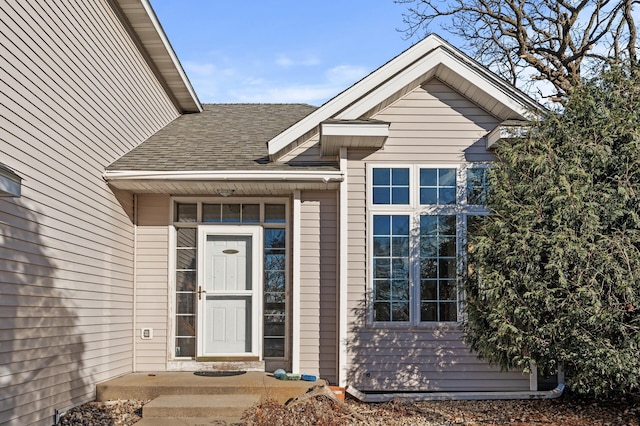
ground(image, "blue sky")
xmin=149 ymin=1 xmax=421 ymax=106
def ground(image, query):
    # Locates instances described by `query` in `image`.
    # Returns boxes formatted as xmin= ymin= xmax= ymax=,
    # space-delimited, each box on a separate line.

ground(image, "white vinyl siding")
xmin=299 ymin=191 xmax=338 ymax=384
xmin=0 ymin=0 xmax=179 ymax=424
xmin=135 ymin=195 xmax=171 ymax=371
xmin=345 ymin=81 xmax=530 ymax=392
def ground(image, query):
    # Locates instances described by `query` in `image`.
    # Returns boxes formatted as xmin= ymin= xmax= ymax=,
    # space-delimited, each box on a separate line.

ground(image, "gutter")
xmin=346 ymin=383 xmax=565 ymax=402
xmin=104 ymin=170 xmax=344 ymax=183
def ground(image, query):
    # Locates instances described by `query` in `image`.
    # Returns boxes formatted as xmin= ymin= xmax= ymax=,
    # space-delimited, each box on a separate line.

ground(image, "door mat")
xmin=194 ymin=371 xmax=247 ymax=377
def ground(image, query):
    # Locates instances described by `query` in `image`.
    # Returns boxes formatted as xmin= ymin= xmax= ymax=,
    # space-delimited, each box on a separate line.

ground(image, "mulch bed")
xmin=58 ymin=390 xmax=640 ymax=425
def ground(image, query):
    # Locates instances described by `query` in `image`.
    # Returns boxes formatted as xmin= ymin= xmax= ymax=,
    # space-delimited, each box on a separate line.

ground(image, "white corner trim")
xmin=338 ymin=147 xmax=349 ymax=387
xmin=292 ymin=190 xmax=302 ymax=374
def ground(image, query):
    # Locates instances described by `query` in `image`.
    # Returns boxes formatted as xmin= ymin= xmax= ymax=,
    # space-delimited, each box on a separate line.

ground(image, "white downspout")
xmin=338 ymin=147 xmax=349 ymax=387
xmin=347 ymin=369 xmax=565 ymax=402
xmin=292 ymin=190 xmax=302 ymax=374
xmin=346 ymin=383 xmax=565 ymax=402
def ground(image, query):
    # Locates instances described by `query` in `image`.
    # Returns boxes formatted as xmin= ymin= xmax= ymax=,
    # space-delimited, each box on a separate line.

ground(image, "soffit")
xmin=112 ymin=0 xmax=201 ymax=113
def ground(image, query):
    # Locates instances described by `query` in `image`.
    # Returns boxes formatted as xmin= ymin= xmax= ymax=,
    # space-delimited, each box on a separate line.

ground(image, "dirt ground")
xmin=243 ymin=392 xmax=640 ymax=425
xmin=58 ymin=389 xmax=640 ymax=425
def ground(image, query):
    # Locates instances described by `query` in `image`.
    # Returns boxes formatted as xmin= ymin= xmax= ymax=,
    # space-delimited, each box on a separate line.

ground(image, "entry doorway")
xmin=197 ymin=226 xmax=262 ymax=358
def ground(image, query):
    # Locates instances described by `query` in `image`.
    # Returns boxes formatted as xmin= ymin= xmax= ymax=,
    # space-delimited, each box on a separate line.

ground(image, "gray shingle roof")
xmin=108 ymin=104 xmax=338 ymax=171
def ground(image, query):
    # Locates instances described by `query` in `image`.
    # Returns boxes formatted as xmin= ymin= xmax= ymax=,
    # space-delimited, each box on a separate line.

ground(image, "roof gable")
xmin=267 ymin=34 xmax=540 ymax=160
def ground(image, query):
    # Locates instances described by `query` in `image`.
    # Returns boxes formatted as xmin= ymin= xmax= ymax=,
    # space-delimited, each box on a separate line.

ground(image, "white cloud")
xmin=325 ymin=65 xmax=369 ymax=84
xmin=275 ymin=54 xmax=321 ymax=68
xmin=182 ymin=57 xmax=371 ymax=105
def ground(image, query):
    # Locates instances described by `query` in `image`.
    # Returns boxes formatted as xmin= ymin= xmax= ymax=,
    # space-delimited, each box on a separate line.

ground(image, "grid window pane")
xmin=202 ymin=204 xmax=221 ymax=222
xmin=265 ymin=204 xmax=286 ymax=223
xmin=419 ymin=215 xmax=458 ymax=322
xmin=177 ymin=315 xmax=195 ymax=337
xmin=176 ymin=203 xmax=197 ymax=222
xmin=467 ymin=168 xmax=489 ymax=205
xmin=242 ymin=204 xmax=260 ymax=222
xmin=175 ymin=338 xmax=195 ymax=357
xmin=373 ymin=215 xmax=410 ymax=322
xmin=373 ymin=168 xmax=390 ymax=185
xmin=374 ymin=302 xmax=391 ymax=321
xmin=372 ymin=168 xmax=410 ymax=205
xmin=175 ymin=224 xmax=197 ymax=359
xmin=221 ymin=204 xmax=241 ymax=222
xmin=176 ymin=228 xmax=197 ymax=247
xmin=264 ymin=227 xmax=286 ymax=358
xmin=176 ymin=271 xmax=196 ymax=291
xmin=420 ymin=302 xmax=437 ymax=322
xmin=419 ymin=168 xmax=457 ymax=205
xmin=176 ymin=249 xmax=196 ymax=270
xmin=264 ymin=338 xmax=285 ymax=358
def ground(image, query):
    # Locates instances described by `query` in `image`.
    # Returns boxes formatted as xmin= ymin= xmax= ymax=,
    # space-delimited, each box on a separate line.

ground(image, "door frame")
xmin=196 ymin=225 xmax=263 ymax=359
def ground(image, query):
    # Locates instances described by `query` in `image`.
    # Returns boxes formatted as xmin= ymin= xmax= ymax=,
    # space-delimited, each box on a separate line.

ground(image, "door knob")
xmin=198 ymin=286 xmax=206 ymax=300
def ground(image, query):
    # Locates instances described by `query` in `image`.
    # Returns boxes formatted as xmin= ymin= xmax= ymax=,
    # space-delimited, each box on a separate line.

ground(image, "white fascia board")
xmin=321 ymin=122 xmax=390 ymax=137
xmin=338 ymin=49 xmax=536 ymax=120
xmin=267 ymin=34 xmax=539 ymax=157
xmin=104 ymin=170 xmax=344 ymax=182
xmin=267 ymin=35 xmax=444 ymax=156
xmin=119 ymin=0 xmax=202 ymax=112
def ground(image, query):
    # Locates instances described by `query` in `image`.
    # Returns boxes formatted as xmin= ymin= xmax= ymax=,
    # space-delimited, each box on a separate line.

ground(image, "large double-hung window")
xmin=369 ymin=165 xmax=489 ymax=324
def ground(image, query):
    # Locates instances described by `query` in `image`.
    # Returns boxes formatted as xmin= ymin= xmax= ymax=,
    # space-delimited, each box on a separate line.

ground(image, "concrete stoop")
xmin=96 ymin=372 xmax=323 ymax=424
xmin=135 ymin=394 xmax=260 ymax=425
xmin=135 ymin=418 xmax=243 ymax=426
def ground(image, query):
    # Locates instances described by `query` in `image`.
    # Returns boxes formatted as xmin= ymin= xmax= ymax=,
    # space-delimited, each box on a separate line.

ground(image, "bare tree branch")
xmin=397 ymin=0 xmax=640 ymax=100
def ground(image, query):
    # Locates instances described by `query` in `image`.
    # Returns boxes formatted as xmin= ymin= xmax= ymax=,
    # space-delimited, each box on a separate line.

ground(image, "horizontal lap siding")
xmin=365 ymin=79 xmax=499 ymax=164
xmin=0 ymin=1 xmax=179 ymax=424
xmin=299 ymin=191 xmax=338 ymax=383
xmin=135 ymin=195 xmax=170 ymax=371
xmin=345 ymin=80 xmax=529 ymax=392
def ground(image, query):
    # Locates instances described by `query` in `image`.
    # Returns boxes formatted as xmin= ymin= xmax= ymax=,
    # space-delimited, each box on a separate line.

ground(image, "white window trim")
xmin=168 ymin=197 xmax=291 ymax=363
xmin=367 ymin=164 xmax=490 ymax=327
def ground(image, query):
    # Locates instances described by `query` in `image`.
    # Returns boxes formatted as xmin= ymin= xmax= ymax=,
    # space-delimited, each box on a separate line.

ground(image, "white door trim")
xmin=196 ymin=225 xmax=263 ymax=358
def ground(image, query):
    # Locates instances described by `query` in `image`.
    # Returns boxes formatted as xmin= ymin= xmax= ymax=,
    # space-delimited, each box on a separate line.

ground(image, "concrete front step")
xmin=97 ymin=372 xmax=323 ymax=404
xmin=135 ymin=417 xmax=243 ymax=426
xmin=143 ymin=394 xmax=260 ymax=419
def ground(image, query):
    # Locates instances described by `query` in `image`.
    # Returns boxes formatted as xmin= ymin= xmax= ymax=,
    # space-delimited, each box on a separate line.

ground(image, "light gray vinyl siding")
xmin=366 ymin=79 xmax=498 ymax=163
xmin=299 ymin=191 xmax=338 ymax=384
xmin=345 ymin=81 xmax=530 ymax=392
xmin=279 ymin=134 xmax=322 ymax=164
xmin=0 ymin=1 xmax=179 ymax=424
xmin=134 ymin=194 xmax=170 ymax=371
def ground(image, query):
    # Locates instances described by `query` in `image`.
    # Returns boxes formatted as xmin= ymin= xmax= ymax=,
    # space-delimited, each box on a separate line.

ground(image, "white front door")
xmin=197 ymin=227 xmax=262 ymax=357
